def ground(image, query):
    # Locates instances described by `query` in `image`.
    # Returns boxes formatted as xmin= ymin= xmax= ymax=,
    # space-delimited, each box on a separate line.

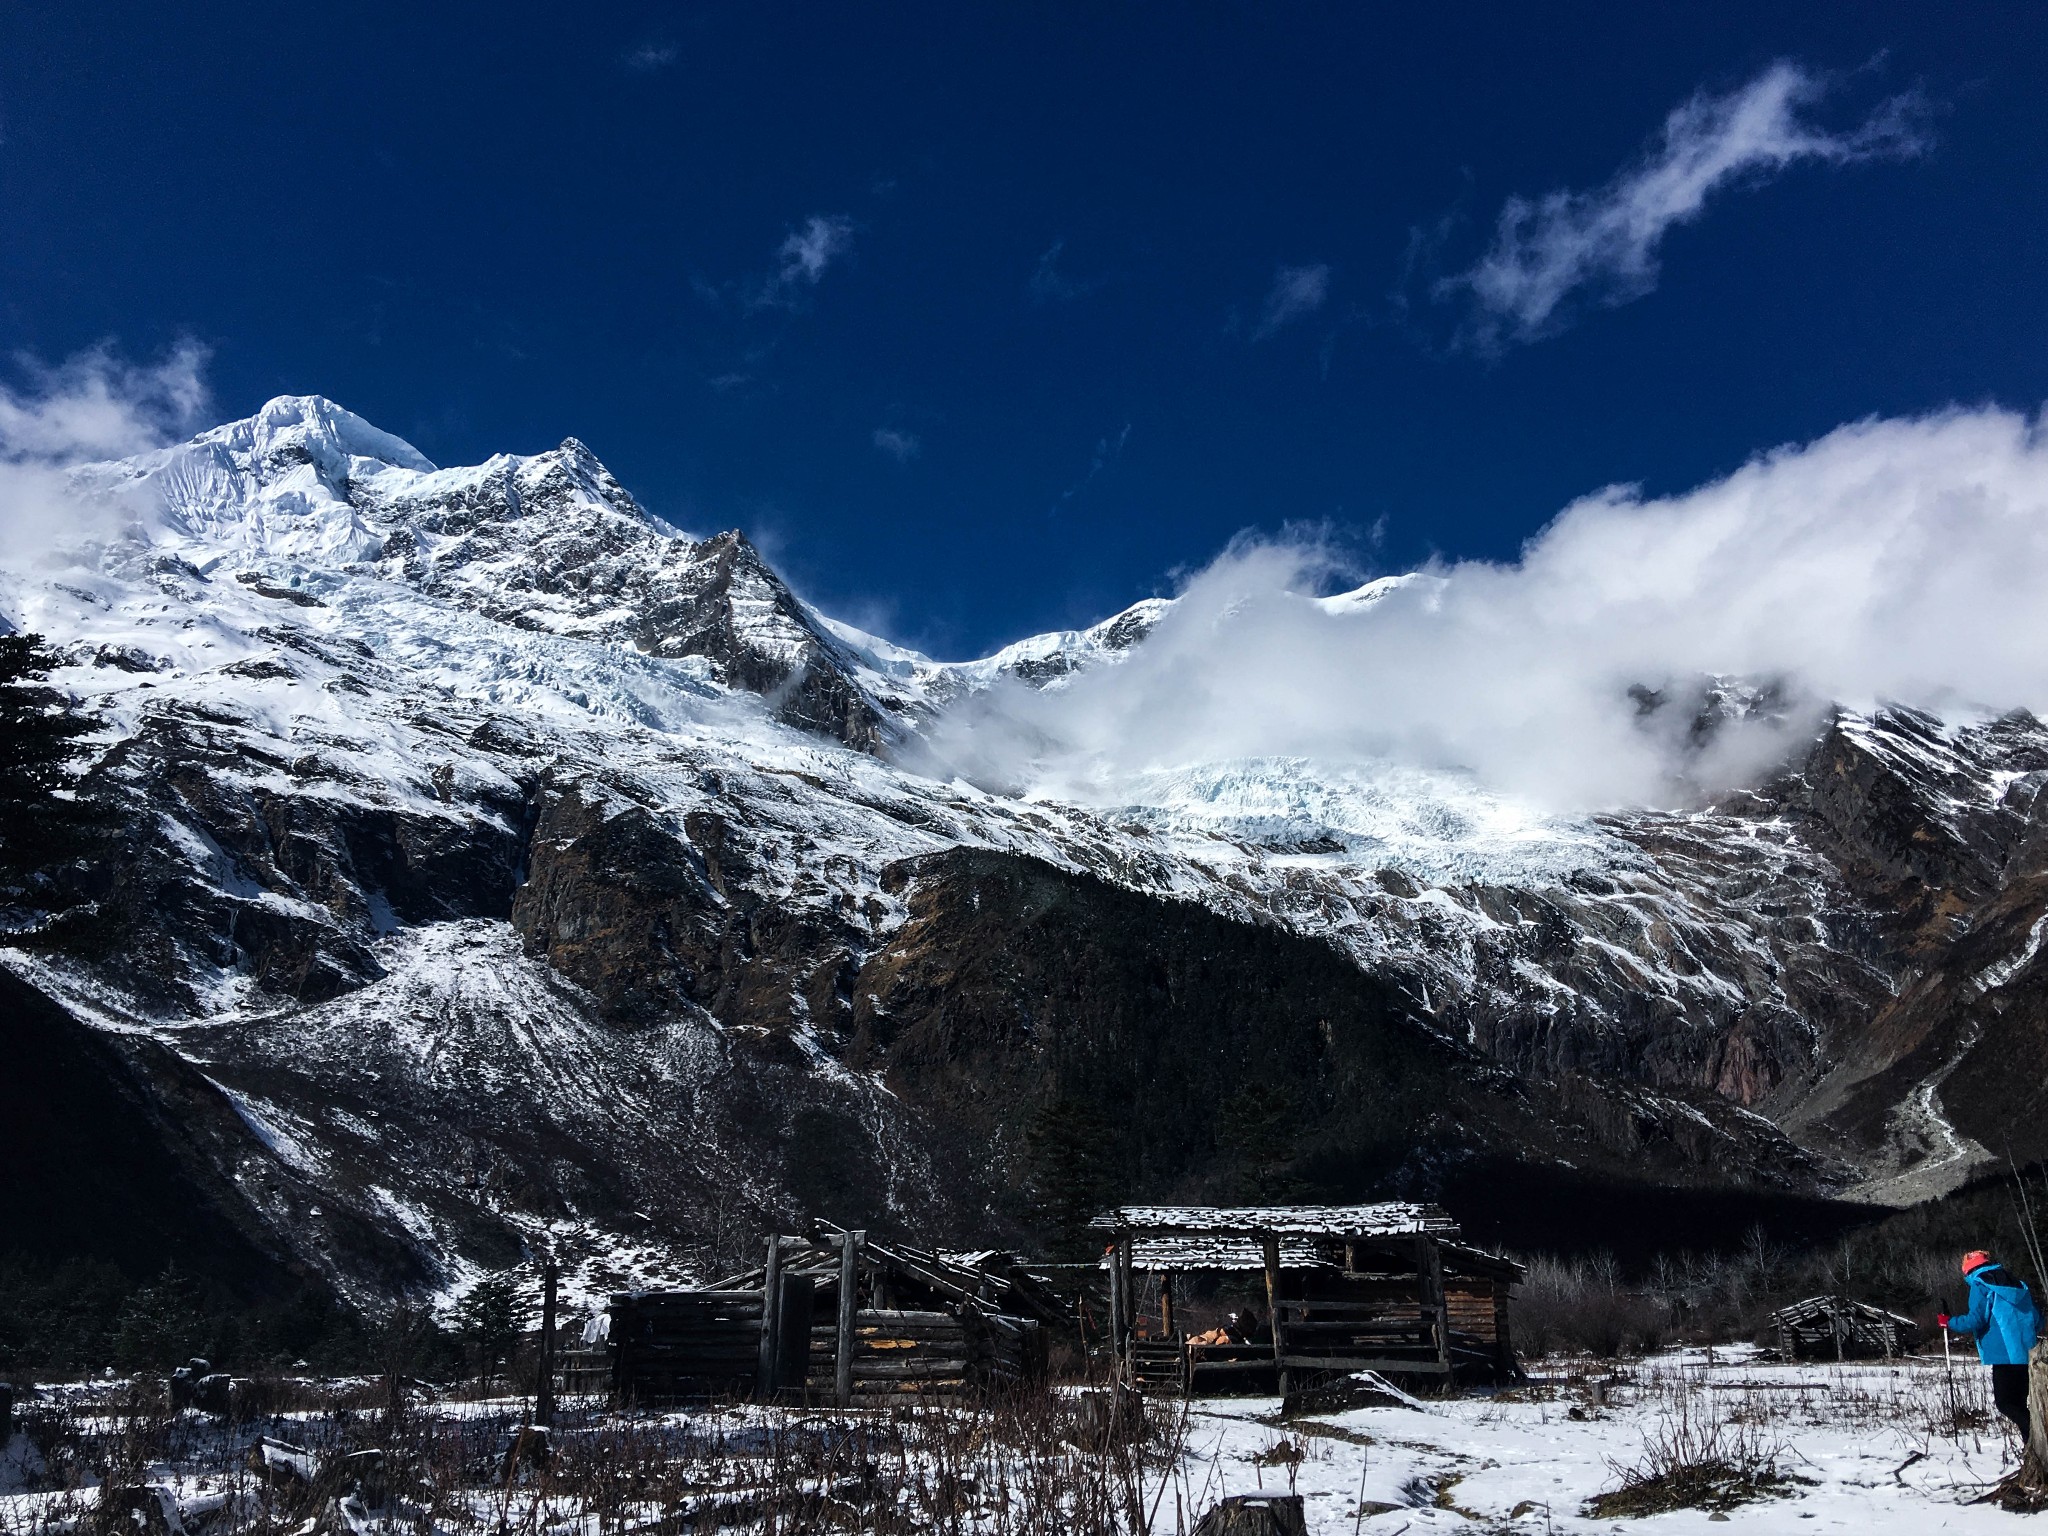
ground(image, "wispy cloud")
xmin=746 ymin=214 xmax=857 ymax=311
xmin=776 ymin=215 xmax=855 ymax=286
xmin=1053 ymin=423 xmax=1132 ymax=513
xmin=1440 ymin=62 xmax=1928 ymax=350
xmin=623 ymin=41 xmax=680 ymax=71
xmin=1029 ymin=239 xmax=1104 ymax=303
xmin=1251 ymin=263 xmax=1331 ymax=340
xmin=0 ymin=341 xmax=211 ymax=560
xmin=872 ymin=427 xmax=921 ymax=462
xmin=0 ymin=341 xmax=208 ymax=462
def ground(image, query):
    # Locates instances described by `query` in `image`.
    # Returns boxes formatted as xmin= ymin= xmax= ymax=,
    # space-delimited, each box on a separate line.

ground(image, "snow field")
xmin=1 ymin=1351 xmax=2035 ymax=1534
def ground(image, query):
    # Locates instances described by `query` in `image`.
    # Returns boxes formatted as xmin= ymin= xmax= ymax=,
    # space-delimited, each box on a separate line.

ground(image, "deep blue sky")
xmin=3 ymin=4 xmax=2045 ymax=657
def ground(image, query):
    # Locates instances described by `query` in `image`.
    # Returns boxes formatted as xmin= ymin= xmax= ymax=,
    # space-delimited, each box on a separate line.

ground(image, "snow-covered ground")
xmin=1 ymin=1352 xmax=2034 ymax=1534
xmin=1183 ymin=1350 xmax=2027 ymax=1531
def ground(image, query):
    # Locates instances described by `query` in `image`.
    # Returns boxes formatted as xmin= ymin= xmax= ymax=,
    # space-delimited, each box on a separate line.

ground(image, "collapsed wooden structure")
xmin=1091 ymin=1203 xmax=1523 ymax=1394
xmin=1769 ymin=1294 xmax=1921 ymax=1360
xmin=609 ymin=1232 xmax=1061 ymax=1406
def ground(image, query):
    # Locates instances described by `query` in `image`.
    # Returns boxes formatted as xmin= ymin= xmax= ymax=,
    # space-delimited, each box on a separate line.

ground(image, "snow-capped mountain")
xmin=7 ymin=396 xmax=2047 ymax=1312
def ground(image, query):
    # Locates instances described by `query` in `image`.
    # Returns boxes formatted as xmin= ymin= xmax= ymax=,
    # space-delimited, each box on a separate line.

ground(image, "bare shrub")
xmin=1515 ymin=1254 xmax=1667 ymax=1359
xmin=0 ymin=1374 xmax=1200 ymax=1536
xmin=1588 ymin=1380 xmax=1802 ymax=1518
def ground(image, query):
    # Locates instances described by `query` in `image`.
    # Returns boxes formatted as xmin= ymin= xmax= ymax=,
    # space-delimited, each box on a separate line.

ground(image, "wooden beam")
xmin=755 ymin=1235 xmax=783 ymax=1402
xmin=1276 ymin=1355 xmax=1451 ymax=1373
xmin=536 ymin=1255 xmax=557 ymax=1425
xmin=1262 ymin=1231 xmax=1286 ymax=1398
xmin=1119 ymin=1240 xmax=1135 ymax=1370
xmin=835 ymin=1230 xmax=864 ymax=1407
xmin=1114 ymin=1245 xmax=1130 ymax=1376
xmin=1493 ymin=1278 xmax=1517 ymax=1380
xmin=1418 ymin=1235 xmax=1450 ymax=1378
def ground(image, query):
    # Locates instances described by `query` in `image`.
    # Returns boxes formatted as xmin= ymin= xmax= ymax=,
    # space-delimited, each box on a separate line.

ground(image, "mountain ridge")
xmin=6 ymin=396 xmax=2046 ymax=1314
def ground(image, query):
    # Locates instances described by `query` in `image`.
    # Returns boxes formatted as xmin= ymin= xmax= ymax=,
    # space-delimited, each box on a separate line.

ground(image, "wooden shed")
xmin=1090 ymin=1203 xmax=1523 ymax=1394
xmin=1770 ymin=1295 xmax=1921 ymax=1361
xmin=609 ymin=1231 xmax=1062 ymax=1406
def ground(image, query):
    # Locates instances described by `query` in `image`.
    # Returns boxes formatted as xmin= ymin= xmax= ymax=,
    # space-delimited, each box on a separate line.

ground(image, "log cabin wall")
xmin=609 ymin=1291 xmax=766 ymax=1405
xmin=1090 ymin=1205 xmax=1526 ymax=1392
xmin=609 ymin=1235 xmax=1054 ymax=1406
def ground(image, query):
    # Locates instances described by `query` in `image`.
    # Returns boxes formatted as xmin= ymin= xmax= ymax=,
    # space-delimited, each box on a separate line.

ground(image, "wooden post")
xmin=755 ymin=1235 xmax=783 ymax=1402
xmin=1114 ymin=1245 xmax=1130 ymax=1376
xmin=1160 ymin=1274 xmax=1175 ymax=1339
xmin=835 ymin=1230 xmax=864 ymax=1408
xmin=1119 ymin=1240 xmax=1136 ymax=1366
xmin=1420 ymin=1236 xmax=1450 ymax=1377
xmin=1493 ymin=1279 xmax=1517 ymax=1380
xmin=1263 ymin=1231 xmax=1286 ymax=1397
xmin=535 ymin=1256 xmax=558 ymax=1426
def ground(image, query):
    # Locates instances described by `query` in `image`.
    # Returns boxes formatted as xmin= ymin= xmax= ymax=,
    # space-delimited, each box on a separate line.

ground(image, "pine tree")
xmin=110 ymin=1266 xmax=207 ymax=1370
xmin=0 ymin=632 xmax=100 ymax=891
xmin=1024 ymin=1098 xmax=1116 ymax=1262
xmin=1217 ymin=1082 xmax=1305 ymax=1202
xmin=452 ymin=1271 xmax=526 ymax=1388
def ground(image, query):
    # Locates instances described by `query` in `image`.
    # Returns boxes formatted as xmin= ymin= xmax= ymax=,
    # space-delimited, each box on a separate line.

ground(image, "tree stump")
xmin=1992 ymin=1341 xmax=2048 ymax=1509
xmin=1190 ymin=1493 xmax=1308 ymax=1536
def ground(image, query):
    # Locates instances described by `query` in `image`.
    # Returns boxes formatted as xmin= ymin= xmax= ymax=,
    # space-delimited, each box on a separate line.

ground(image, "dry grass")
xmin=1 ymin=1374 xmax=1208 ymax=1536
xmin=1586 ymin=1381 xmax=1803 ymax=1518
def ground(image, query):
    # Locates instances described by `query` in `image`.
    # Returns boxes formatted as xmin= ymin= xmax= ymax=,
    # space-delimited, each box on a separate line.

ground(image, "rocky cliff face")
xmin=6 ymin=396 xmax=2046 ymax=1311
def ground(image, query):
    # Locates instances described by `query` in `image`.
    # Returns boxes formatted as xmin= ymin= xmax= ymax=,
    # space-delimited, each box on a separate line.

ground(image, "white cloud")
xmin=872 ymin=427 xmax=920 ymax=462
xmin=775 ymin=214 xmax=854 ymax=285
xmin=932 ymin=405 xmax=2048 ymax=813
xmin=624 ymin=41 xmax=679 ymax=71
xmin=0 ymin=341 xmax=208 ymax=461
xmin=1442 ymin=62 xmax=1927 ymax=349
xmin=742 ymin=215 xmax=856 ymax=312
xmin=0 ymin=342 xmax=210 ymax=561
xmin=1251 ymin=263 xmax=1331 ymax=340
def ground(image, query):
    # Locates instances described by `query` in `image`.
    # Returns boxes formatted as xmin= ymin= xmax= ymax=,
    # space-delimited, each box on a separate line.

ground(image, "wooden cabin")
xmin=1770 ymin=1295 xmax=1921 ymax=1361
xmin=609 ymin=1231 xmax=1062 ymax=1406
xmin=1090 ymin=1203 xmax=1523 ymax=1394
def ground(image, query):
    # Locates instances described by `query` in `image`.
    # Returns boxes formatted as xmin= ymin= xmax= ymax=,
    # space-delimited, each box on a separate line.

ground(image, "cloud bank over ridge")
xmin=930 ymin=406 xmax=2048 ymax=813
xmin=0 ymin=342 xmax=209 ymax=561
xmin=7 ymin=347 xmax=2045 ymax=827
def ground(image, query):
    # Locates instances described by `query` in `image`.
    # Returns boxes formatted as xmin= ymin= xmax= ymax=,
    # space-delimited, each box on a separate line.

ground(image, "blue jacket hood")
xmin=1950 ymin=1264 xmax=2042 ymax=1366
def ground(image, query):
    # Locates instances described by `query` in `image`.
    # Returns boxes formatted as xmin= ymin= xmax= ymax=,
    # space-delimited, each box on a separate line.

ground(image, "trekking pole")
xmin=1942 ymin=1317 xmax=1960 ymax=1427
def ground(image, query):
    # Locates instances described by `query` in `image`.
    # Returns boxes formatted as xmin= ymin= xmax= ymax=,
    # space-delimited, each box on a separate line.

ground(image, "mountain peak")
xmin=197 ymin=395 xmax=437 ymax=475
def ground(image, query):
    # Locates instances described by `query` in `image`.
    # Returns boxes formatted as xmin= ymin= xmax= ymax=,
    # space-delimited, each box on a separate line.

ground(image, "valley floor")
xmin=1194 ymin=1347 xmax=2027 ymax=1531
xmin=0 ymin=1349 xmax=2035 ymax=1534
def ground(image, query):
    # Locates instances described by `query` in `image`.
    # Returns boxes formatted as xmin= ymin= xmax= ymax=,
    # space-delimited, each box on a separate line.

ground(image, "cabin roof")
xmin=1770 ymin=1294 xmax=1919 ymax=1329
xmin=1096 ymin=1235 xmax=1331 ymax=1272
xmin=1089 ymin=1202 xmax=1460 ymax=1239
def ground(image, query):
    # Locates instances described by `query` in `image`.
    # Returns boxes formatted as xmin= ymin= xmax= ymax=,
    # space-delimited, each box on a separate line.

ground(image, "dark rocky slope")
xmin=8 ymin=398 xmax=2048 ymax=1307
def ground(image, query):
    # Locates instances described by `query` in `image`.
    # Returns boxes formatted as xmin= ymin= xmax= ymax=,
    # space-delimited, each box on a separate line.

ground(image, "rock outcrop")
xmin=6 ymin=397 xmax=2048 ymax=1306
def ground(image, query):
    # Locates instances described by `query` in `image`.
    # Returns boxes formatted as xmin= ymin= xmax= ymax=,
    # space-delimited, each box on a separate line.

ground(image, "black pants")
xmin=1992 ymin=1364 xmax=2032 ymax=1438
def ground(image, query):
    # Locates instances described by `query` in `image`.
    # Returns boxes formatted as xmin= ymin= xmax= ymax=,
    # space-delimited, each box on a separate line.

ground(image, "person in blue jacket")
xmin=1941 ymin=1249 xmax=2042 ymax=1438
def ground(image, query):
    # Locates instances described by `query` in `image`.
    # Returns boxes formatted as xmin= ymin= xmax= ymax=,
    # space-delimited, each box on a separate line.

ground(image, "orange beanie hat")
xmin=1962 ymin=1250 xmax=1993 ymax=1275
